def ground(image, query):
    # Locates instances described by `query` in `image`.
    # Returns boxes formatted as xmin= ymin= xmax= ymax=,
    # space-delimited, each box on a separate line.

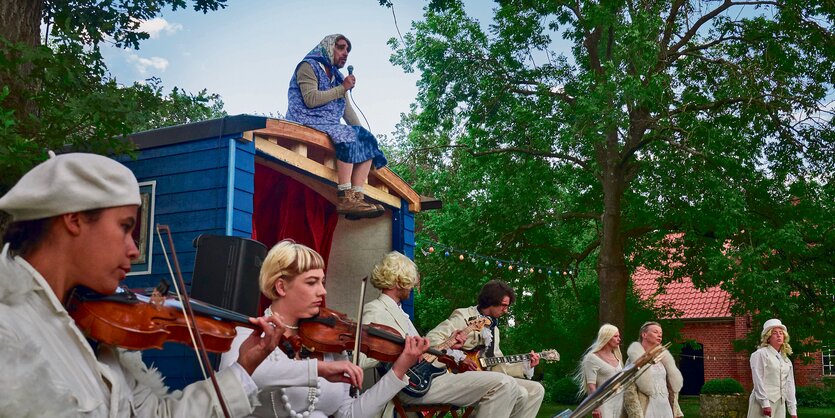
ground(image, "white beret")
xmin=0 ymin=152 xmax=141 ymax=221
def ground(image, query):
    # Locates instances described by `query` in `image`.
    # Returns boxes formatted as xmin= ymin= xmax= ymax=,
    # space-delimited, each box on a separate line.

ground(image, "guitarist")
xmin=426 ymin=279 xmax=545 ymax=418
xmin=361 ymin=252 xmax=527 ymax=418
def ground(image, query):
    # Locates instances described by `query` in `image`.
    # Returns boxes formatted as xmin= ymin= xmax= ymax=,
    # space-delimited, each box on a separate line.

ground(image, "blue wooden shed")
xmin=120 ymin=115 xmax=435 ymax=389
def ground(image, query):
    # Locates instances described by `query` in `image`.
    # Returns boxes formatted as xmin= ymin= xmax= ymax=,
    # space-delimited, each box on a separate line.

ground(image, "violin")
xmin=296 ymin=306 xmax=454 ymax=366
xmin=67 ymin=287 xmax=278 ymax=353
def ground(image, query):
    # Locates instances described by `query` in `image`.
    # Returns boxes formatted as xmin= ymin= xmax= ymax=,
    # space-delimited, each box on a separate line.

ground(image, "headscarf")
xmin=301 ymin=34 xmax=352 ymax=84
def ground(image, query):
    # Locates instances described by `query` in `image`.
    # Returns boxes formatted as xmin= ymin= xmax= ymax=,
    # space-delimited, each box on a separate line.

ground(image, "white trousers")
xmin=508 ymin=377 xmax=545 ymax=418
xmin=398 ymin=370 xmax=523 ymax=418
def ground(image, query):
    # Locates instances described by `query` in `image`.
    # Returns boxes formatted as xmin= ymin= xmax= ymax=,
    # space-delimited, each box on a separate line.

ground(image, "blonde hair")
xmin=638 ymin=321 xmax=662 ymax=342
xmin=759 ymin=327 xmax=793 ymax=357
xmin=575 ymin=324 xmax=623 ymax=395
xmin=370 ymin=251 xmax=418 ymax=290
xmin=259 ymin=240 xmax=325 ymax=300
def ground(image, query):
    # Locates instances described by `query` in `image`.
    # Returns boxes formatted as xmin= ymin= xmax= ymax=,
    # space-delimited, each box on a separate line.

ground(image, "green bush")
xmin=548 ymin=376 xmax=581 ymax=404
xmin=796 ymin=386 xmax=835 ymax=407
xmin=700 ymin=378 xmax=745 ymax=395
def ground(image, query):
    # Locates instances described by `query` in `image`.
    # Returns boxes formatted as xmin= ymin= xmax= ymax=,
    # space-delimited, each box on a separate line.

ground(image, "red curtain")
xmin=253 ymin=163 xmax=339 ymax=309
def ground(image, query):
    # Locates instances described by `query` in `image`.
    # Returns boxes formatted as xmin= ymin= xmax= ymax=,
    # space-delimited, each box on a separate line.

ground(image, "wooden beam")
xmin=253 ymin=119 xmax=421 ymax=211
xmin=254 ymin=137 xmax=403 ymax=209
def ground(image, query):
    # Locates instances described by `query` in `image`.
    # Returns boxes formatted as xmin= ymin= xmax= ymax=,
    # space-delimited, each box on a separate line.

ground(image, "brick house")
xmin=632 ymin=267 xmax=828 ymax=394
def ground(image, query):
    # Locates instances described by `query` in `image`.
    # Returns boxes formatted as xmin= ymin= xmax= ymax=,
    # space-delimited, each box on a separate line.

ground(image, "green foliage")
xmin=700 ymin=378 xmax=744 ymax=395
xmin=388 ymin=0 xmax=835 ymax=359
xmin=545 ymin=376 xmax=581 ymax=405
xmin=43 ymin=0 xmax=226 ymax=49
xmin=0 ymin=39 xmax=225 ymax=192
xmin=796 ymin=386 xmax=835 ymax=408
xmin=0 ymin=0 xmax=229 ymax=194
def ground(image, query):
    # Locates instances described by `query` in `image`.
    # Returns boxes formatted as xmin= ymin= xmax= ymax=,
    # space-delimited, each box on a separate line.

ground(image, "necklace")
xmin=270 ymin=381 xmax=322 ymax=418
xmin=265 ymin=306 xmax=299 ymax=329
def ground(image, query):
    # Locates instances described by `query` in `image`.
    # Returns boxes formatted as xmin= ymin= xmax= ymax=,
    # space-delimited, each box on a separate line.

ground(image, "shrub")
xmin=700 ymin=378 xmax=744 ymax=395
xmin=796 ymin=386 xmax=835 ymax=407
xmin=548 ymin=376 xmax=582 ymax=404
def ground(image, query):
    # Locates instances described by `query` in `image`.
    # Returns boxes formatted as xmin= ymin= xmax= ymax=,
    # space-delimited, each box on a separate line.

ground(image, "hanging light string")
xmin=416 ymin=238 xmax=591 ymax=277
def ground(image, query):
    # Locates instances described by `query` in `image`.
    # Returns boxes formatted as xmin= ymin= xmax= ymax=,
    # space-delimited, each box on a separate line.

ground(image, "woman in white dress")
xmin=747 ymin=318 xmax=797 ymax=418
xmin=623 ymin=322 xmax=683 ymax=418
xmin=576 ymin=324 xmax=624 ymax=418
xmin=221 ymin=240 xmax=431 ymax=418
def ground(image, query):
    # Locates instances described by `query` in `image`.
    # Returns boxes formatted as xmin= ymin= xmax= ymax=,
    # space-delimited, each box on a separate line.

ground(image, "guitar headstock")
xmin=540 ymin=349 xmax=560 ymax=362
xmin=466 ymin=317 xmax=492 ymax=331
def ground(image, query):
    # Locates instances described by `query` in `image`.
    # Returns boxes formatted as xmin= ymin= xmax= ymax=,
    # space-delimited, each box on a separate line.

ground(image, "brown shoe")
xmin=337 ymin=190 xmax=383 ymax=219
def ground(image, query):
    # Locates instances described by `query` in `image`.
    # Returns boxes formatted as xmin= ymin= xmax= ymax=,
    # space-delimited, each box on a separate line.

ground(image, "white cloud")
xmin=138 ymin=18 xmax=183 ymax=39
xmin=126 ymin=52 xmax=169 ymax=74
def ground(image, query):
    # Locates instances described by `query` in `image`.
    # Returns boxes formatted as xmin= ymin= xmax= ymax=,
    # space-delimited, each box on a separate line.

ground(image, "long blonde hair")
xmin=759 ymin=327 xmax=793 ymax=357
xmin=574 ymin=324 xmax=623 ymax=395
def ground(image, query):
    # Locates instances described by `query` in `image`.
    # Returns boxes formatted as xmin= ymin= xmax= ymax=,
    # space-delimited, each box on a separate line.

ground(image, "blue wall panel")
xmin=120 ymin=135 xmax=252 ymax=390
xmin=391 ymin=199 xmax=416 ymax=319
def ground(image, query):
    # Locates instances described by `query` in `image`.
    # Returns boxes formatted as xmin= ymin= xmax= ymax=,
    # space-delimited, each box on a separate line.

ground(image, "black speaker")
xmin=190 ymin=234 xmax=266 ymax=317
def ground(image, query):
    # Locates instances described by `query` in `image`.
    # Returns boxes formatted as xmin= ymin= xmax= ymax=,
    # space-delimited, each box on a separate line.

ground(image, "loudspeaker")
xmin=190 ymin=234 xmax=266 ymax=317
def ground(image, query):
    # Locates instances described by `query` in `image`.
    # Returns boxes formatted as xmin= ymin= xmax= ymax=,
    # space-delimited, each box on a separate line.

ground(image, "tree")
xmin=386 ymin=0 xmax=834 ymax=352
xmin=0 ymin=0 xmax=228 ymax=191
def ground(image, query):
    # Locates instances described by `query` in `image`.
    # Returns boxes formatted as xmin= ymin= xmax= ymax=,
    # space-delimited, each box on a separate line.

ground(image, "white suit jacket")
xmin=425 ymin=306 xmax=527 ymax=378
xmin=0 ymin=247 xmax=254 ymax=418
xmin=749 ymin=345 xmax=797 ymax=415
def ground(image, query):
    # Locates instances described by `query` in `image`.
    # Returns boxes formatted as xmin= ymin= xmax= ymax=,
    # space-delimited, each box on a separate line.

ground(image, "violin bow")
xmin=156 ymin=224 xmax=232 ymax=418
xmin=349 ymin=276 xmax=369 ymax=397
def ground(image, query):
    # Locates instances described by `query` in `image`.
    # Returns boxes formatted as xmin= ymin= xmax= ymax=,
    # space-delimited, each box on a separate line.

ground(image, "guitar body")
xmin=465 ymin=349 xmax=487 ymax=371
xmin=380 ymin=360 xmax=447 ymax=397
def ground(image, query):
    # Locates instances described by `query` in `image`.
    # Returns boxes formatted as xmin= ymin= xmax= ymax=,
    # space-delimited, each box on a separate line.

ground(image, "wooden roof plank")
xmin=251 ymin=119 xmax=421 ymax=212
xmin=254 ymin=137 xmax=403 ymax=209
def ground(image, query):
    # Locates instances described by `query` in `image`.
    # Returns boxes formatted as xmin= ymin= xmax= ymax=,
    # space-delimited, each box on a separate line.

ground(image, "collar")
xmin=379 ymin=293 xmax=404 ymax=311
xmin=8 ymin=252 xmax=67 ymax=315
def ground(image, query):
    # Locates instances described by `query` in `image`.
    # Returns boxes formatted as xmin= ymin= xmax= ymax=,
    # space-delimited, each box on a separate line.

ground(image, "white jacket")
xmin=0 ymin=246 xmax=255 ymax=417
xmin=425 ymin=306 xmax=531 ymax=378
xmin=749 ymin=345 xmax=797 ymax=415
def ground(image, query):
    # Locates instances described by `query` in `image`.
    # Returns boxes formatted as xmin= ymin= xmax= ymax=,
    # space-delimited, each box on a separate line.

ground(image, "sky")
xmin=100 ymin=1 xmax=494 ymax=137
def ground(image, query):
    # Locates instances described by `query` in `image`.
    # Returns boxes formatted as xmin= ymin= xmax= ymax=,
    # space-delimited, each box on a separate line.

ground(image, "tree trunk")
xmin=0 ymin=0 xmax=42 ymax=125
xmin=0 ymin=0 xmax=41 ymax=46
xmin=597 ymin=132 xmax=629 ymax=332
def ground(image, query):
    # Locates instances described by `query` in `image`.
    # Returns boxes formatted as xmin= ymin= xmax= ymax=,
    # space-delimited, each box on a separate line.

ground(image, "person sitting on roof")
xmin=286 ymin=34 xmax=386 ymax=220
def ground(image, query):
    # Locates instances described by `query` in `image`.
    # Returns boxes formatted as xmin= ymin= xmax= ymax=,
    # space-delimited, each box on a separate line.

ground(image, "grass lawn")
xmin=536 ymin=397 xmax=835 ymax=417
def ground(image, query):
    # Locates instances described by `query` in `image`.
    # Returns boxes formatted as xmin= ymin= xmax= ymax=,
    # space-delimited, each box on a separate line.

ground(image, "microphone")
xmin=347 ymin=65 xmax=354 ymax=75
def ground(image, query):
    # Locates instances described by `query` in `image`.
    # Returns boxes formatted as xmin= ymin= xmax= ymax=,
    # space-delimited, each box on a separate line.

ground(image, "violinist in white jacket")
xmin=0 ymin=152 xmax=284 ymax=417
xmin=747 ymin=319 xmax=797 ymax=418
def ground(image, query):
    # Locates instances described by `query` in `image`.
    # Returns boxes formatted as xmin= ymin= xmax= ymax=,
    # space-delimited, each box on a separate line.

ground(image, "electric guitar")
xmin=392 ymin=317 xmax=492 ymax=398
xmin=465 ymin=348 xmax=560 ymax=371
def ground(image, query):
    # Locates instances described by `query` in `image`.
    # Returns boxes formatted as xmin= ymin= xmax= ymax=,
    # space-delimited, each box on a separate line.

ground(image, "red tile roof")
xmin=632 ymin=266 xmax=732 ymax=319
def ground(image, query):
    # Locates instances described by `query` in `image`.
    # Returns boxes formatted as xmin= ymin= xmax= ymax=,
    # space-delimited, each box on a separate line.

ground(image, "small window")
xmin=824 ymin=346 xmax=835 ymax=377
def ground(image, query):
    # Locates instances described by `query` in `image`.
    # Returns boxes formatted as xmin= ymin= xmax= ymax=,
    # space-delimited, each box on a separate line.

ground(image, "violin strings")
xmin=156 ymin=226 xmax=208 ymax=380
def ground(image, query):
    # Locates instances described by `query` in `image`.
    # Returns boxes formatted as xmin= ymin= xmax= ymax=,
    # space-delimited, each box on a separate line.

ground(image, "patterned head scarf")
xmin=302 ymin=34 xmax=352 ymax=83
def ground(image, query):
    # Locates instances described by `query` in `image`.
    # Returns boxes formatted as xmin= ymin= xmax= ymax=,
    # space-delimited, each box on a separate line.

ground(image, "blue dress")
xmin=286 ymin=58 xmax=387 ymax=169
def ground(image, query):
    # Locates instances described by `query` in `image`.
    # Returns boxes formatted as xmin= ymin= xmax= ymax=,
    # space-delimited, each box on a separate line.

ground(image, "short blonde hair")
xmin=370 ymin=251 xmax=418 ymax=290
xmin=638 ymin=321 xmax=662 ymax=342
xmin=259 ymin=240 xmax=325 ymax=300
xmin=759 ymin=327 xmax=793 ymax=357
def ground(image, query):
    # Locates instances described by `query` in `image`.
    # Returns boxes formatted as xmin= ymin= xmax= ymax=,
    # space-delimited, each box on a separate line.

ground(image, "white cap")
xmin=761 ymin=318 xmax=787 ymax=337
xmin=0 ymin=152 xmax=140 ymax=221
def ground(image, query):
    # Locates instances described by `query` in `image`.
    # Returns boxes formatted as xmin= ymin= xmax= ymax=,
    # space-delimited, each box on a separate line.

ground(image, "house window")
xmin=824 ymin=346 xmax=835 ymax=377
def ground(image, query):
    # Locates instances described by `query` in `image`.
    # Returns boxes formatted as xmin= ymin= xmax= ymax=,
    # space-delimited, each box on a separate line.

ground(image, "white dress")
xmin=582 ymin=353 xmax=624 ymax=418
xmin=643 ymin=363 xmax=673 ymax=418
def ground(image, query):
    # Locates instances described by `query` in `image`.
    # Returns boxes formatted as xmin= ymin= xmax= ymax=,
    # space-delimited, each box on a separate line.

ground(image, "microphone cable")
xmin=348 ymin=90 xmax=372 ymax=133
xmin=345 ymin=66 xmax=372 ymax=132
